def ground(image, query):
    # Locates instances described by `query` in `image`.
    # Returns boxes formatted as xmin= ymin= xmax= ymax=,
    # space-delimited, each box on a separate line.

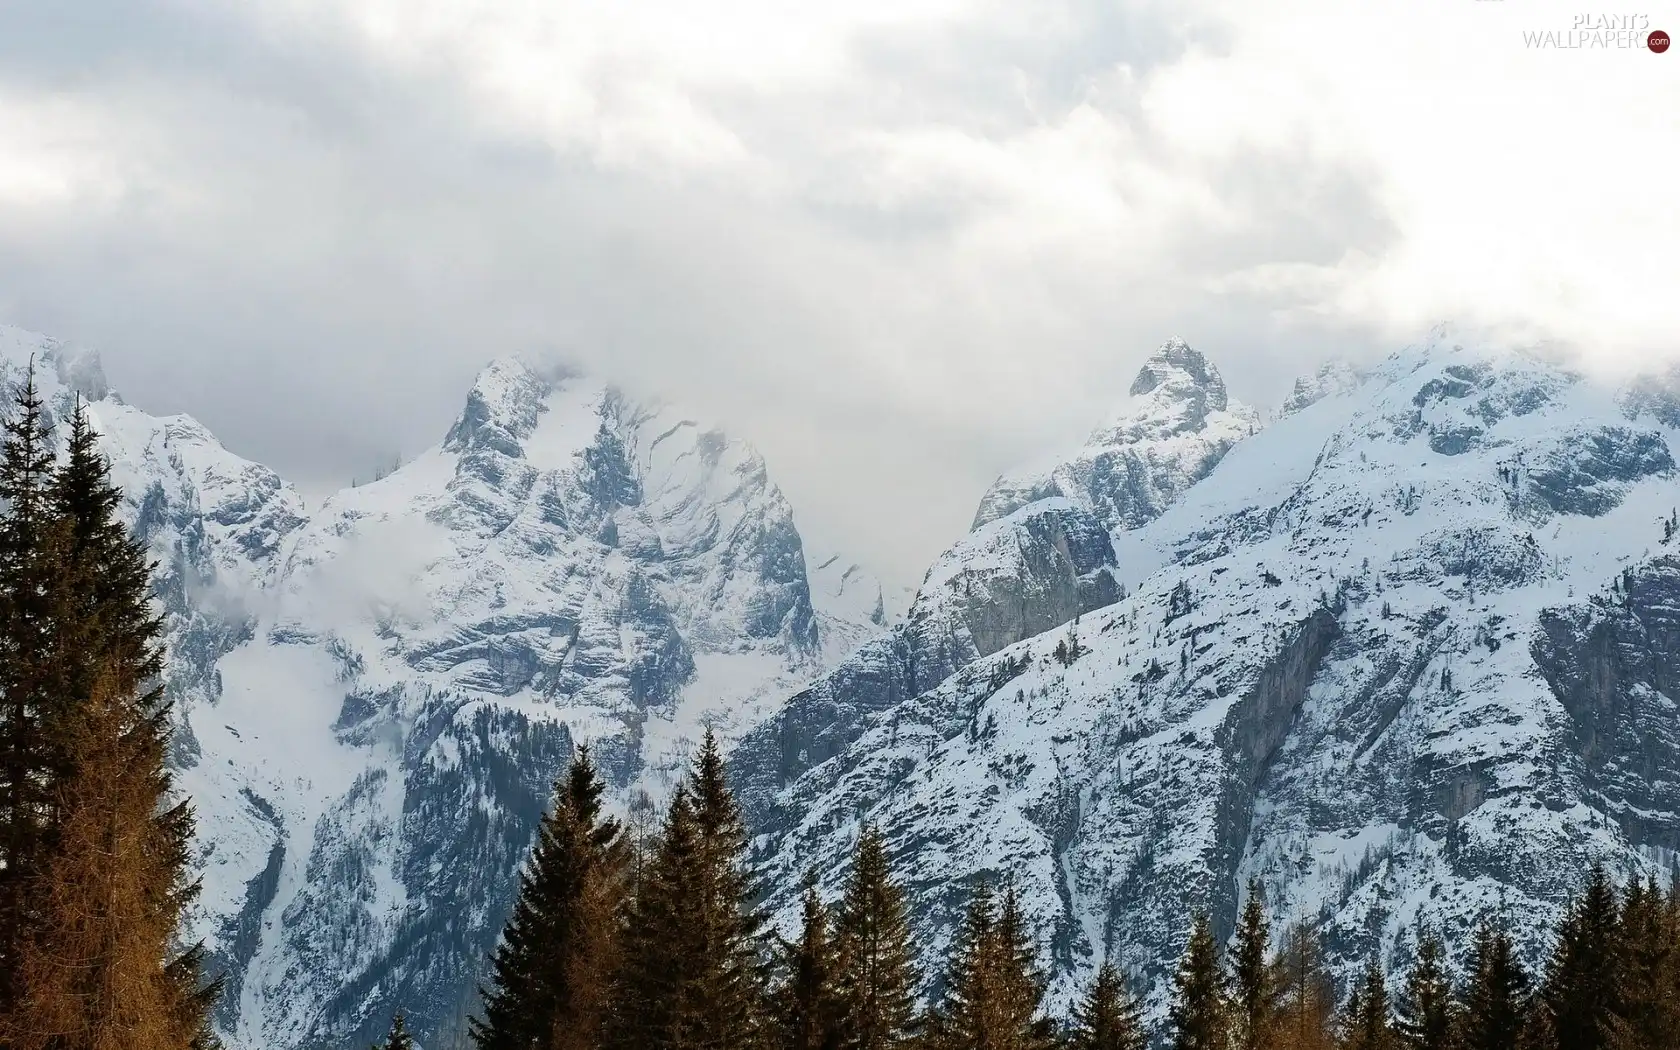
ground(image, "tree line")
xmin=441 ymin=733 xmax=1680 ymax=1050
xmin=0 ymin=372 xmax=220 ymax=1049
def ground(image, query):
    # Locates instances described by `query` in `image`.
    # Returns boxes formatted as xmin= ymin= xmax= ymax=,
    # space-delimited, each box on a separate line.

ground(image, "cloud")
xmin=0 ymin=0 xmax=1673 ymax=584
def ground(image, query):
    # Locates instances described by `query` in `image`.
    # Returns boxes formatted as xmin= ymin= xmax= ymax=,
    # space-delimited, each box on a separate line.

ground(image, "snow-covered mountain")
xmin=18 ymin=316 xmax=1680 ymax=1046
xmin=0 ymin=326 xmax=887 ymax=1050
xmin=742 ymin=332 xmax=1680 ymax=1025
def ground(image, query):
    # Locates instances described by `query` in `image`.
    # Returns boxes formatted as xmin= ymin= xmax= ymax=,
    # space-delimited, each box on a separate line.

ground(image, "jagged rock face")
xmin=738 ymin=347 xmax=1257 ymax=827
xmin=1533 ymin=556 xmax=1680 ymax=852
xmin=747 ymin=334 xmax=1680 ymax=1027
xmin=1280 ymin=360 xmax=1367 ymax=418
xmin=185 ymin=360 xmax=850 ymax=1049
xmin=736 ymin=500 xmax=1120 ymax=823
xmin=972 ymin=340 xmax=1259 ymax=531
xmin=0 ymin=327 xmax=885 ymax=1050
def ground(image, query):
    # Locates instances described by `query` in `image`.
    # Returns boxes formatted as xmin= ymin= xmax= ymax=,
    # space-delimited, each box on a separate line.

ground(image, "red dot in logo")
xmin=1651 ymin=29 xmax=1672 ymax=53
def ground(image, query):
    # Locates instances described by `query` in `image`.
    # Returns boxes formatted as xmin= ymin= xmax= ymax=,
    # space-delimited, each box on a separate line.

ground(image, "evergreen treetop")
xmin=1169 ymin=912 xmax=1228 ymax=1050
xmin=835 ymin=824 xmax=919 ymax=1050
xmin=1070 ymin=963 xmax=1146 ymax=1050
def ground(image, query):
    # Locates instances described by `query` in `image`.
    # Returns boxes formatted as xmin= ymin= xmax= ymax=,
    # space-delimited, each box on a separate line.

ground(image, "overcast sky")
xmin=0 ymin=0 xmax=1675 ymax=584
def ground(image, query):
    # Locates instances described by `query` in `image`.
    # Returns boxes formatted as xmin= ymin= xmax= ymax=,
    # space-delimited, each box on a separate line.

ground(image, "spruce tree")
xmin=834 ymin=825 xmax=919 ymax=1050
xmin=1460 ymin=922 xmax=1529 ymax=1050
xmin=612 ymin=786 xmax=702 ymax=1050
xmin=1069 ymin=963 xmax=1147 ymax=1050
xmin=472 ymin=744 xmax=627 ymax=1050
xmin=611 ymin=730 xmax=767 ymax=1050
xmin=376 ymin=1011 xmax=416 ymax=1050
xmin=1394 ymin=928 xmax=1457 ymax=1050
xmin=993 ymin=883 xmax=1056 ymax=1050
xmin=0 ymin=391 xmax=219 ymax=1047
xmin=1539 ymin=866 xmax=1621 ymax=1050
xmin=933 ymin=881 xmax=1007 ymax=1050
xmin=0 ymin=368 xmax=59 ymax=1012
xmin=689 ymin=728 xmax=771 ymax=1047
xmin=1170 ymin=912 xmax=1228 ymax=1050
xmin=1340 ymin=958 xmax=1396 ymax=1050
xmin=1228 ymin=884 xmax=1280 ymax=1050
xmin=1617 ymin=876 xmax=1678 ymax=1050
xmin=774 ymin=870 xmax=843 ymax=1050
xmin=1277 ymin=920 xmax=1336 ymax=1050
xmin=0 ymin=668 xmax=215 ymax=1050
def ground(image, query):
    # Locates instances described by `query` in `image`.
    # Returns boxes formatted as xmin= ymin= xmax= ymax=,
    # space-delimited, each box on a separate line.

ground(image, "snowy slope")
xmin=735 ymin=343 xmax=1231 ymax=823
xmin=0 ymin=326 xmax=887 ymax=1050
xmin=746 ymin=330 xmax=1680 ymax=1027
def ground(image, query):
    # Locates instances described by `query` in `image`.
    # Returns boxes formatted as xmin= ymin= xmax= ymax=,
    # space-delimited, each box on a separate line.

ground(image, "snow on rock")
xmin=1279 ymin=359 xmax=1367 ymax=418
xmin=971 ymin=339 xmax=1259 ymax=531
xmin=745 ymin=330 xmax=1680 ymax=1030
xmin=737 ymin=340 xmax=1245 ymax=827
xmin=0 ymin=327 xmax=886 ymax=1050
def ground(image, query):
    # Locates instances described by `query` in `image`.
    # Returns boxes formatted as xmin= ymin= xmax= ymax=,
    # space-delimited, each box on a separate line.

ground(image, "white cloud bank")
xmin=0 ymin=0 xmax=1673 ymax=581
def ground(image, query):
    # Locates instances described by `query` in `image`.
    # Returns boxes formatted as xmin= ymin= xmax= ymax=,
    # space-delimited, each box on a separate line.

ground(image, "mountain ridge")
xmin=0 ymin=324 xmax=892 ymax=1050
xmin=739 ymin=331 xmax=1680 ymax=1028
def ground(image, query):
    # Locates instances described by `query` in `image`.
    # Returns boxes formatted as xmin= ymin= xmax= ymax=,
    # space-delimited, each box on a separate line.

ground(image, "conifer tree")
xmin=774 ymin=870 xmax=843 ymax=1050
xmin=1394 ymin=928 xmax=1457 ymax=1050
xmin=1069 ymin=963 xmax=1147 ymax=1050
xmin=1539 ymin=866 xmax=1622 ymax=1050
xmin=376 ymin=1011 xmax=416 ymax=1050
xmin=0 ymin=668 xmax=216 ymax=1050
xmin=690 ymin=728 xmax=771 ymax=1047
xmin=0 ymin=391 xmax=219 ymax=1048
xmin=1616 ymin=876 xmax=1678 ymax=1050
xmin=928 ymin=880 xmax=1058 ymax=1050
xmin=1339 ymin=958 xmax=1396 ymax=1050
xmin=473 ymin=744 xmax=627 ymax=1050
xmin=935 ymin=881 xmax=1006 ymax=1050
xmin=612 ymin=786 xmax=702 ymax=1050
xmin=1460 ymin=922 xmax=1529 ymax=1050
xmin=1170 ymin=912 xmax=1228 ymax=1050
xmin=611 ymin=730 xmax=767 ymax=1050
xmin=1277 ymin=920 xmax=1336 ymax=1050
xmin=834 ymin=825 xmax=919 ymax=1050
xmin=993 ymin=884 xmax=1056 ymax=1050
xmin=0 ymin=368 xmax=59 ymax=1012
xmin=1228 ymin=884 xmax=1280 ymax=1050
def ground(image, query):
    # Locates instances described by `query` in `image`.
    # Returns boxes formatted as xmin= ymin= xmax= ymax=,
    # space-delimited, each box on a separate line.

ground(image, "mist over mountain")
xmin=6 ymin=321 xmax=1680 ymax=1047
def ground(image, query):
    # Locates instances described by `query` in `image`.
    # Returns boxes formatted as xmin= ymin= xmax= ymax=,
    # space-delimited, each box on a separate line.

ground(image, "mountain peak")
xmin=972 ymin=339 xmax=1256 ymax=531
xmin=1127 ymin=338 xmax=1226 ymax=408
xmin=0 ymin=324 xmax=116 ymax=406
xmin=441 ymin=354 xmax=583 ymax=457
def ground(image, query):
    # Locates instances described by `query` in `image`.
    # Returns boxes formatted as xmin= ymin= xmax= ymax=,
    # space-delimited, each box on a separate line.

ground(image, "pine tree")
xmin=0 ymin=392 xmax=219 ymax=1048
xmin=1229 ymin=884 xmax=1280 ymax=1050
xmin=0 ymin=368 xmax=60 ymax=1012
xmin=612 ymin=786 xmax=702 ymax=1050
xmin=834 ymin=825 xmax=919 ymax=1050
xmin=1069 ymin=963 xmax=1147 ymax=1050
xmin=0 ymin=668 xmax=215 ymax=1050
xmin=774 ymin=870 xmax=843 ymax=1050
xmin=934 ymin=881 xmax=1001 ymax=1050
xmin=1277 ymin=920 xmax=1336 ymax=1050
xmin=611 ymin=730 xmax=767 ymax=1050
xmin=1539 ymin=866 xmax=1622 ymax=1050
xmin=1617 ymin=876 xmax=1679 ymax=1050
xmin=1460 ymin=922 xmax=1530 ymax=1050
xmin=1170 ymin=912 xmax=1228 ymax=1050
xmin=1339 ymin=958 xmax=1396 ymax=1050
xmin=376 ymin=1011 xmax=416 ymax=1050
xmin=1394 ymin=928 xmax=1457 ymax=1050
xmin=472 ymin=744 xmax=627 ymax=1050
xmin=993 ymin=883 xmax=1056 ymax=1050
